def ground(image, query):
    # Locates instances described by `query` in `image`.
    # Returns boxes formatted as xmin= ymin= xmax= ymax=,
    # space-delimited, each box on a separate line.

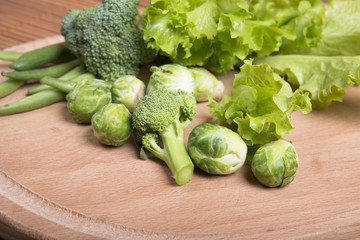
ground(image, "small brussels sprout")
xmin=91 ymin=103 xmax=132 ymax=146
xmin=251 ymin=139 xmax=298 ymax=187
xmin=147 ymin=64 xmax=225 ymax=102
xmin=188 ymin=123 xmax=247 ymax=175
xmin=146 ymin=64 xmax=195 ymax=94
xmin=66 ymin=78 xmax=112 ymax=124
xmin=191 ymin=67 xmax=224 ymax=102
xmin=111 ymin=75 xmax=145 ymax=112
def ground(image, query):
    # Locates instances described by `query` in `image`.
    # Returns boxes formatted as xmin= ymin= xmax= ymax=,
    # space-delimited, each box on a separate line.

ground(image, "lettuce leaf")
xmin=140 ymin=0 xmax=324 ymax=74
xmin=252 ymin=0 xmax=323 ymax=49
xmin=254 ymin=55 xmax=360 ymax=108
xmin=209 ymin=61 xmax=311 ymax=146
xmin=140 ymin=0 xmax=252 ymax=74
xmin=280 ymin=1 xmax=360 ymax=55
xmin=279 ymin=1 xmax=323 ymax=49
xmin=312 ymin=0 xmax=360 ymax=56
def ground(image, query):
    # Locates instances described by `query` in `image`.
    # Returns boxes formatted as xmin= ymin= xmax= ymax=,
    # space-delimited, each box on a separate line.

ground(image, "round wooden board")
xmin=1 ymin=36 xmax=360 ymax=240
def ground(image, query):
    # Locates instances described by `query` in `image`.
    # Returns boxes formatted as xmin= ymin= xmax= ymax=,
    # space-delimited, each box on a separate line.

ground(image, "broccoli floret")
xmin=61 ymin=0 xmax=155 ymax=81
xmin=132 ymin=90 xmax=197 ymax=185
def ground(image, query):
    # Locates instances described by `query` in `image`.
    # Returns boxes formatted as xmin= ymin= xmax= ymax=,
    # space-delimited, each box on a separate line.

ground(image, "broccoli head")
xmin=61 ymin=0 xmax=155 ymax=81
xmin=132 ymin=90 xmax=197 ymax=185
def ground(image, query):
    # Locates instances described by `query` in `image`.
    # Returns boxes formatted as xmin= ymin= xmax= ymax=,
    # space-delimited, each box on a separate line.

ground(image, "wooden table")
xmin=1 ymin=1 xmax=360 ymax=240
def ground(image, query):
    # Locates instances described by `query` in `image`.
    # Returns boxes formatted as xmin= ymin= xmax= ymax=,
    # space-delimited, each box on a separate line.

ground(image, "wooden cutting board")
xmin=1 ymin=36 xmax=360 ymax=240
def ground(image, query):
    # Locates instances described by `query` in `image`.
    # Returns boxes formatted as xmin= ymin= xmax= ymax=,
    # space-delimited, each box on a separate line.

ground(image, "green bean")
xmin=0 ymin=51 xmax=23 ymax=62
xmin=27 ymin=66 xmax=85 ymax=95
xmin=66 ymin=72 xmax=95 ymax=82
xmin=41 ymin=76 xmax=76 ymax=93
xmin=10 ymin=42 xmax=69 ymax=71
xmin=0 ymin=79 xmax=25 ymax=98
xmin=58 ymin=66 xmax=85 ymax=80
xmin=40 ymin=72 xmax=96 ymax=94
xmin=52 ymin=49 xmax=77 ymax=64
xmin=27 ymin=84 xmax=54 ymax=96
xmin=2 ymin=59 xmax=80 ymax=81
xmin=0 ymin=89 xmax=65 ymax=116
xmin=41 ymin=72 xmax=96 ymax=93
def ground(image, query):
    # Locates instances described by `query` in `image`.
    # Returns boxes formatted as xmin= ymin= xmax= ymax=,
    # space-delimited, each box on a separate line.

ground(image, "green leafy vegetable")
xmin=280 ymin=0 xmax=360 ymax=55
xmin=254 ymin=55 xmax=360 ymax=108
xmin=209 ymin=60 xmax=312 ymax=146
xmin=191 ymin=67 xmax=224 ymax=102
xmin=140 ymin=0 xmax=323 ymax=74
xmin=146 ymin=64 xmax=196 ymax=95
xmin=91 ymin=103 xmax=132 ymax=146
xmin=188 ymin=123 xmax=247 ymax=175
xmin=66 ymin=79 xmax=112 ymax=124
xmin=146 ymin=63 xmax=224 ymax=102
xmin=251 ymin=139 xmax=298 ymax=187
xmin=111 ymin=75 xmax=145 ymax=112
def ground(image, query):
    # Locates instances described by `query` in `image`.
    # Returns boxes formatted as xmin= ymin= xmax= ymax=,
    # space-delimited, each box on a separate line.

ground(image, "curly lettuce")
xmin=254 ymin=55 xmax=360 ymax=108
xmin=280 ymin=0 xmax=360 ymax=55
xmin=140 ymin=0 xmax=323 ymax=74
xmin=252 ymin=0 xmax=323 ymax=49
xmin=209 ymin=61 xmax=312 ymax=146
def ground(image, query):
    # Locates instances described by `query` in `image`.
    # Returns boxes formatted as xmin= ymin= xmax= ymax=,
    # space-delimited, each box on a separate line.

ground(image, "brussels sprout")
xmin=66 ymin=78 xmax=112 ymax=124
xmin=111 ymin=75 xmax=146 ymax=112
xmin=191 ymin=67 xmax=224 ymax=102
xmin=146 ymin=63 xmax=196 ymax=94
xmin=146 ymin=64 xmax=225 ymax=103
xmin=251 ymin=139 xmax=298 ymax=187
xmin=91 ymin=103 xmax=132 ymax=146
xmin=187 ymin=123 xmax=247 ymax=175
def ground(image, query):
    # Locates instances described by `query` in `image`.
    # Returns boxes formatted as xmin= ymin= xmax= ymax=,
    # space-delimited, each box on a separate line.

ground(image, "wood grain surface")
xmin=1 ymin=1 xmax=360 ymax=240
xmin=1 ymin=36 xmax=360 ymax=240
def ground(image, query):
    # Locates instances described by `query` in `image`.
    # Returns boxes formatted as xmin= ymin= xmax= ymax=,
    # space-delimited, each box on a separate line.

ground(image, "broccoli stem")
xmin=159 ymin=120 xmax=194 ymax=186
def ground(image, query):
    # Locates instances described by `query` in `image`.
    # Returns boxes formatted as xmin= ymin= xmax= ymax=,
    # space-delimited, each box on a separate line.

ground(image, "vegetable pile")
xmin=1 ymin=0 xmax=359 ymax=187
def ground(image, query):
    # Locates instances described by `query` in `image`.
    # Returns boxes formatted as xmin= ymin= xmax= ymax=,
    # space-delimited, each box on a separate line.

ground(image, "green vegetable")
xmin=0 ymin=79 xmax=25 ymax=98
xmin=10 ymin=42 xmax=70 ymax=71
xmin=191 ymin=67 xmax=224 ymax=102
xmin=40 ymin=72 xmax=96 ymax=93
xmin=209 ymin=60 xmax=312 ymax=146
xmin=91 ymin=103 xmax=132 ymax=146
xmin=251 ymin=139 xmax=298 ymax=187
xmin=140 ymin=0 xmax=323 ymax=74
xmin=0 ymin=63 xmax=85 ymax=115
xmin=61 ymin=0 xmax=156 ymax=81
xmin=41 ymin=76 xmax=112 ymax=124
xmin=28 ymin=65 xmax=86 ymax=95
xmin=268 ymin=1 xmax=324 ymax=51
xmin=254 ymin=55 xmax=360 ymax=108
xmin=280 ymin=1 xmax=360 ymax=55
xmin=146 ymin=64 xmax=196 ymax=95
xmin=0 ymin=89 xmax=65 ymax=116
xmin=66 ymin=79 xmax=112 ymax=124
xmin=111 ymin=75 xmax=145 ymax=112
xmin=132 ymin=90 xmax=197 ymax=185
xmin=0 ymin=51 xmax=23 ymax=62
xmin=2 ymin=59 xmax=80 ymax=81
xmin=188 ymin=123 xmax=247 ymax=175
xmin=146 ymin=63 xmax=224 ymax=102
xmin=41 ymin=76 xmax=76 ymax=93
